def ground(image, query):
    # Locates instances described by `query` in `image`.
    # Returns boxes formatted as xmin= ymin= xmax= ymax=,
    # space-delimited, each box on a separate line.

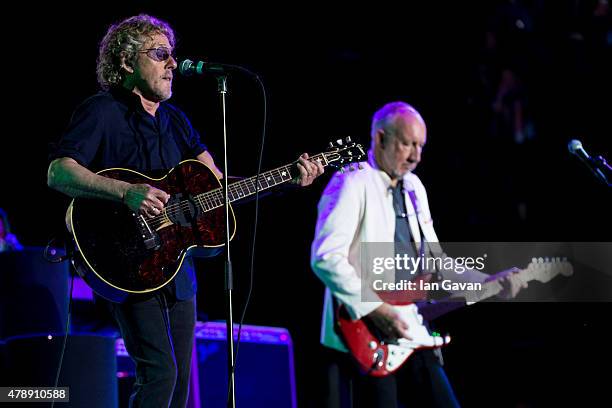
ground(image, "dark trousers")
xmin=320 ymin=346 xmax=460 ymax=408
xmin=106 ymin=282 xmax=196 ymax=408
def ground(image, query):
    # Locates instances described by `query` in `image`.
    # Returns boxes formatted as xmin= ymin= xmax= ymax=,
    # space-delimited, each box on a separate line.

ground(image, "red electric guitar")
xmin=337 ymin=258 xmax=573 ymax=377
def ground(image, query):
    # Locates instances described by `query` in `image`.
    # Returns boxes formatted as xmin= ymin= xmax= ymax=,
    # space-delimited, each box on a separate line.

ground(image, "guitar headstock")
xmin=323 ymin=137 xmax=366 ymax=172
xmin=524 ymin=257 xmax=574 ymax=283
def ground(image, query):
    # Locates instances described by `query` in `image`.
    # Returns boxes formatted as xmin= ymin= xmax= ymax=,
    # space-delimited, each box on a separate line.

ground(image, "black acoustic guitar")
xmin=67 ymin=139 xmax=365 ymax=301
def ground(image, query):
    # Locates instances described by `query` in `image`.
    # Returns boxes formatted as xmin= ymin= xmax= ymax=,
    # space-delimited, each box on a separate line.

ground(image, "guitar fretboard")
xmin=195 ymin=153 xmax=328 ymax=212
xmin=458 ymin=266 xmax=537 ymax=303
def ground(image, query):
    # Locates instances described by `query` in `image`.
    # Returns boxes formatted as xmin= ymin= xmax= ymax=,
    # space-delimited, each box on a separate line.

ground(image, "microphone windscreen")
xmin=568 ymin=139 xmax=583 ymax=154
xmin=178 ymin=59 xmax=194 ymax=76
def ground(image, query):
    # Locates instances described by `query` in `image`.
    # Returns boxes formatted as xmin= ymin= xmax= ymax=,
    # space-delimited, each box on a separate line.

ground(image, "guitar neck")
xmin=458 ymin=265 xmax=544 ymax=304
xmin=454 ymin=279 xmax=505 ymax=304
xmin=196 ymin=153 xmax=330 ymax=210
xmin=420 ymin=267 xmax=533 ymax=321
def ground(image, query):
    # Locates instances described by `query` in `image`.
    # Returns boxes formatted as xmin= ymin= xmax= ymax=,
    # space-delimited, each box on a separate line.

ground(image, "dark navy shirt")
xmin=392 ymin=180 xmax=413 ymax=246
xmin=52 ymin=87 xmax=210 ymax=302
xmin=392 ymin=181 xmax=418 ymax=280
xmin=51 ymin=87 xmax=207 ymax=172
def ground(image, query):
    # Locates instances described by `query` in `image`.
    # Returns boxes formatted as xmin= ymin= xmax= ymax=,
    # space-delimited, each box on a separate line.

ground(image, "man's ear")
xmin=376 ymin=130 xmax=386 ymax=149
xmin=120 ymin=53 xmax=134 ymax=74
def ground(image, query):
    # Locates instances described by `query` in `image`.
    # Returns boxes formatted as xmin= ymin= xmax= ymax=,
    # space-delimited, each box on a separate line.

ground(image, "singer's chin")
xmin=158 ymin=89 xmax=173 ymax=102
xmin=161 ymin=92 xmax=173 ymax=102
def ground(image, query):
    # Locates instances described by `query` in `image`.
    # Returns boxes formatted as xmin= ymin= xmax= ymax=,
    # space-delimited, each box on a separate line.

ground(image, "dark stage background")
xmin=2 ymin=1 xmax=611 ymax=407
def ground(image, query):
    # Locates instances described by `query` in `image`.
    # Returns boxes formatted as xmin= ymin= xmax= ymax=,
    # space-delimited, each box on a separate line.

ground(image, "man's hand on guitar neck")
xmin=123 ymin=184 xmax=170 ymax=218
xmin=293 ymin=153 xmax=325 ymax=187
xmin=366 ymin=303 xmax=412 ymax=340
xmin=485 ymin=267 xmax=528 ymax=299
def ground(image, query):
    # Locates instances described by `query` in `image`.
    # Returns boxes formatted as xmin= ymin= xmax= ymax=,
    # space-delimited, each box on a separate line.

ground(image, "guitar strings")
xmin=143 ymin=154 xmax=328 ymax=229
xmin=148 ymin=175 xmax=277 ymax=226
xmin=146 ymin=170 xmax=292 ymax=228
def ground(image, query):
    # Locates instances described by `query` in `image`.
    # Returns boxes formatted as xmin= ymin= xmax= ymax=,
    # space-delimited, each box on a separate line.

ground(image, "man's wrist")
xmin=119 ymin=182 xmax=130 ymax=204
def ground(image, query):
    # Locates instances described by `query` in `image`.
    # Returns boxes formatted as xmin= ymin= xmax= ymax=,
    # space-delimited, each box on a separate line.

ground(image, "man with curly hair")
xmin=48 ymin=14 xmax=323 ymax=407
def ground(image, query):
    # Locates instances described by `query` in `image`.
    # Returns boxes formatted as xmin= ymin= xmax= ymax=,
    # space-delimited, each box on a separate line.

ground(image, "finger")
xmin=297 ymin=157 xmax=310 ymax=170
xmin=161 ymin=190 xmax=171 ymax=203
xmin=141 ymin=206 xmax=155 ymax=218
xmin=303 ymin=163 xmax=316 ymax=177
xmin=296 ymin=162 xmax=309 ymax=178
xmin=152 ymin=189 xmax=170 ymax=204
xmin=307 ymin=160 xmax=320 ymax=175
xmin=396 ymin=326 xmax=412 ymax=340
xmin=315 ymin=160 xmax=325 ymax=175
xmin=139 ymin=202 xmax=150 ymax=213
xmin=147 ymin=202 xmax=159 ymax=213
xmin=150 ymin=197 xmax=166 ymax=210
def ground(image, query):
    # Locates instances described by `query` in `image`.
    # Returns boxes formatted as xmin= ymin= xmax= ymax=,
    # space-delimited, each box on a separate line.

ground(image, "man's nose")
xmin=167 ymin=56 xmax=177 ymax=70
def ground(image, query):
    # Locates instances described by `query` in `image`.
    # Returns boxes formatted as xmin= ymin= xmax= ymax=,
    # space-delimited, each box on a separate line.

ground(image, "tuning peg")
xmin=345 ymin=136 xmax=352 ymax=143
xmin=336 ymin=139 xmax=343 ymax=146
xmin=329 ymin=141 xmax=335 ymax=148
xmin=339 ymin=167 xmax=345 ymax=173
xmin=358 ymin=163 xmax=364 ymax=170
xmin=349 ymin=164 xmax=355 ymax=171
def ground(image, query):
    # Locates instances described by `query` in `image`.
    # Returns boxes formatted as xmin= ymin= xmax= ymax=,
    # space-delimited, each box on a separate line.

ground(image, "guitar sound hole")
xmin=167 ymin=194 xmax=200 ymax=226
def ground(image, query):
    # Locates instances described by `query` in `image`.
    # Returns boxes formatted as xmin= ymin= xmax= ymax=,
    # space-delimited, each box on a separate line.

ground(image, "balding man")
xmin=311 ymin=101 xmax=523 ymax=407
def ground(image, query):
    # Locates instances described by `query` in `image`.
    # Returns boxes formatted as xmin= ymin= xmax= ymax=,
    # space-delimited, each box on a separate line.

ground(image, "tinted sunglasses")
xmin=139 ymin=47 xmax=175 ymax=62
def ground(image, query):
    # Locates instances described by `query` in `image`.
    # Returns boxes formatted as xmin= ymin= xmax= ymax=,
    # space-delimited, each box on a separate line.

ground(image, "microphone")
xmin=178 ymin=59 xmax=226 ymax=76
xmin=568 ymin=139 xmax=609 ymax=185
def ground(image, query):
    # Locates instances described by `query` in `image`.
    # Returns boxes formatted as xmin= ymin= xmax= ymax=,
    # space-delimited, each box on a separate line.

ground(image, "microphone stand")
xmin=217 ymin=74 xmax=236 ymax=408
xmin=593 ymin=154 xmax=611 ymax=187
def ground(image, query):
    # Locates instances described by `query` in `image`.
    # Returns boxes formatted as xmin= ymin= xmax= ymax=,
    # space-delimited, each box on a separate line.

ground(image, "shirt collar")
xmin=110 ymin=86 xmax=164 ymax=117
xmin=367 ymin=149 xmax=409 ymax=192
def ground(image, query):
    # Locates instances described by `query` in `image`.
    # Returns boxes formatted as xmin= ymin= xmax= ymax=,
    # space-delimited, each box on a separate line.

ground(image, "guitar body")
xmin=336 ymin=274 xmax=450 ymax=377
xmin=68 ymin=160 xmax=235 ymax=301
xmin=337 ymin=301 xmax=450 ymax=377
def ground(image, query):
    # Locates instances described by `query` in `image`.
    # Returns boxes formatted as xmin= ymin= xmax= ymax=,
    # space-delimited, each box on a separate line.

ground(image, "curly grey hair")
xmin=96 ymin=14 xmax=176 ymax=90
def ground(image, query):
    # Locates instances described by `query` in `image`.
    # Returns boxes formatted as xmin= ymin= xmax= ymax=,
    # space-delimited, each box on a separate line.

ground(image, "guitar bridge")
xmin=135 ymin=214 xmax=161 ymax=250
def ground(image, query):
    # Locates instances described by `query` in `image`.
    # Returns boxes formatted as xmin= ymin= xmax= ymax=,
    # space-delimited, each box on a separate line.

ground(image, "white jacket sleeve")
xmin=311 ymin=172 xmax=382 ymax=320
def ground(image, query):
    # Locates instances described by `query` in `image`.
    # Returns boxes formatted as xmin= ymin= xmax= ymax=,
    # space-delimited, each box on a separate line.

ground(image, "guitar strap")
xmin=405 ymin=188 xmax=428 ymax=276
xmin=406 ymin=188 xmax=445 ymax=366
xmin=405 ymin=188 xmax=442 ymax=282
